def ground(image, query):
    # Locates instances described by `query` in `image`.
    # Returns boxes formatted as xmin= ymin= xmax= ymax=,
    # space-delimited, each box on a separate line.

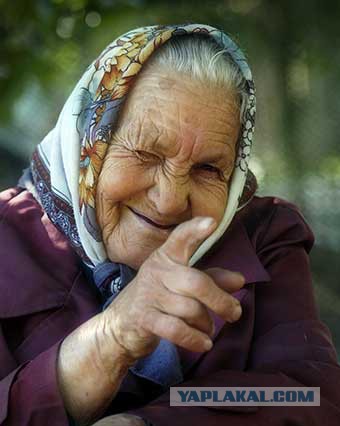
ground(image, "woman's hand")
xmin=90 ymin=414 xmax=146 ymax=426
xmin=57 ymin=216 xmax=245 ymax=425
xmin=102 ymin=216 xmax=245 ymax=360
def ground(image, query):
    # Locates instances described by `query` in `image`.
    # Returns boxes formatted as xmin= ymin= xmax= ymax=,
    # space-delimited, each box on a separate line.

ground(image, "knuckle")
xmin=165 ymin=316 xmax=183 ymax=340
xmin=148 ymin=248 xmax=167 ymax=265
xmin=221 ymin=296 xmax=240 ymax=321
xmin=186 ymin=270 xmax=208 ymax=296
xmin=185 ymin=298 xmax=204 ymax=319
xmin=138 ymin=309 xmax=155 ymax=332
xmin=205 ymin=292 xmax=229 ymax=318
xmin=182 ymin=330 xmax=207 ymax=352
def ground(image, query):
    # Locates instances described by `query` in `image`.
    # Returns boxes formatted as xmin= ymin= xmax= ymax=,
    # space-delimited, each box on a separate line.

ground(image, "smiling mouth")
xmin=127 ymin=207 xmax=177 ymax=230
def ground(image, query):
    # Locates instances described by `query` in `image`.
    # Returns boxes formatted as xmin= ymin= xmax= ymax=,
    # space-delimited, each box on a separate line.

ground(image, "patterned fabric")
xmin=29 ymin=23 xmax=256 ymax=268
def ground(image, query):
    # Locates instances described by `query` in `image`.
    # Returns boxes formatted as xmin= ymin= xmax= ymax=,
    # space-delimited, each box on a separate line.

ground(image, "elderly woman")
xmin=0 ymin=24 xmax=339 ymax=426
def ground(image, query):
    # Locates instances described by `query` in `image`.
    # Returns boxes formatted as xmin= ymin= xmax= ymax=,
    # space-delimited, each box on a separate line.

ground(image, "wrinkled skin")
xmin=57 ymin=70 xmax=245 ymax=426
xmin=96 ymin=69 xmax=240 ymax=270
xmin=102 ymin=217 xmax=245 ymax=359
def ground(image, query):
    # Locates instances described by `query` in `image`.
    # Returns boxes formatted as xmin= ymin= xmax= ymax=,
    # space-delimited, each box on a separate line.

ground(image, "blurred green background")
xmin=1 ymin=0 xmax=339 ymax=357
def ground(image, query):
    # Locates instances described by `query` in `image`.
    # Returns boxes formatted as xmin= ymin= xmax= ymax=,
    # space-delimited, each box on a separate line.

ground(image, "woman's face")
xmin=96 ymin=69 xmax=240 ymax=269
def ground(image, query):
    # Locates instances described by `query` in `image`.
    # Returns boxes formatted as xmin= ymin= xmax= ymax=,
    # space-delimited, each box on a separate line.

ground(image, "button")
xmin=110 ymin=276 xmax=122 ymax=294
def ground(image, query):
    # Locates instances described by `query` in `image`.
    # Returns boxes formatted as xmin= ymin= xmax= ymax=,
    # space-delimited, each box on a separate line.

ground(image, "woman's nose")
xmin=147 ymin=172 xmax=190 ymax=217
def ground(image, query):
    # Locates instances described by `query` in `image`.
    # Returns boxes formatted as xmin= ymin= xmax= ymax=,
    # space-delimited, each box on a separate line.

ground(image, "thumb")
xmin=158 ymin=216 xmax=217 ymax=265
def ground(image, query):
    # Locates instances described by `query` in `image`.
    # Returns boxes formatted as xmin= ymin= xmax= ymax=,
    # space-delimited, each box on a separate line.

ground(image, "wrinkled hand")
xmin=57 ymin=217 xmax=245 ymax=425
xmin=90 ymin=414 xmax=146 ymax=426
xmin=102 ymin=216 xmax=245 ymax=361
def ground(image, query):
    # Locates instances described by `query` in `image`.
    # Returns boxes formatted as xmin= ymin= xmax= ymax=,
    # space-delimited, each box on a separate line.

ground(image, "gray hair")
xmin=144 ymin=34 xmax=248 ymax=121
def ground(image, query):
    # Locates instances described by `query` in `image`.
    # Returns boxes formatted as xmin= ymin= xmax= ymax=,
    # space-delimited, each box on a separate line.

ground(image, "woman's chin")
xmin=104 ymin=207 xmax=171 ymax=269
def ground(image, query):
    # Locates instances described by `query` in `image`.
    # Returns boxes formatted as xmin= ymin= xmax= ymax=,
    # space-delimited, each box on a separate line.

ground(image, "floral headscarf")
xmin=30 ymin=24 xmax=256 ymax=268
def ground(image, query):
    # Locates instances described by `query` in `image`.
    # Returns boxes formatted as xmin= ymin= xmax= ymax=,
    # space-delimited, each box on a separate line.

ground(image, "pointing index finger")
xmin=159 ymin=217 xmax=217 ymax=265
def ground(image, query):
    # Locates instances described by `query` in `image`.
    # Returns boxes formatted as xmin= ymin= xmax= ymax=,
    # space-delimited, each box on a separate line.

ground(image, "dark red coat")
xmin=0 ymin=187 xmax=339 ymax=425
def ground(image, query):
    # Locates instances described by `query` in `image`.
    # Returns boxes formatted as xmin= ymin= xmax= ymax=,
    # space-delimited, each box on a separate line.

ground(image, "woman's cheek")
xmin=99 ymin=160 xmax=153 ymax=203
xmin=191 ymin=179 xmax=228 ymax=221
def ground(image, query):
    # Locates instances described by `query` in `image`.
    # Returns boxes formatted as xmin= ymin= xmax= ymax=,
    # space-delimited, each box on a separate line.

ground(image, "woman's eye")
xmin=193 ymin=163 xmax=227 ymax=182
xmin=135 ymin=150 xmax=160 ymax=162
xmin=196 ymin=164 xmax=221 ymax=173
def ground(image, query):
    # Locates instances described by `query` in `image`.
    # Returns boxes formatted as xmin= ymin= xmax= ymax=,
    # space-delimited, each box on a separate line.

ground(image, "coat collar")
xmin=195 ymin=212 xmax=271 ymax=285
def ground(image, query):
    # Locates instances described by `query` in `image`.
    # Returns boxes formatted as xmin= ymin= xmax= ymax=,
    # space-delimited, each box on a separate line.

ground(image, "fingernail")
xmin=199 ymin=217 xmax=215 ymax=230
xmin=204 ymin=339 xmax=213 ymax=351
xmin=235 ymin=272 xmax=246 ymax=284
xmin=231 ymin=271 xmax=245 ymax=283
xmin=232 ymin=304 xmax=242 ymax=321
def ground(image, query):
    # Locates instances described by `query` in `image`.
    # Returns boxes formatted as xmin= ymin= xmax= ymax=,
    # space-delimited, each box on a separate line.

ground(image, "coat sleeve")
xmin=124 ymin=201 xmax=340 ymax=425
xmin=0 ymin=188 xmax=74 ymax=425
xmin=0 ymin=336 xmax=71 ymax=426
